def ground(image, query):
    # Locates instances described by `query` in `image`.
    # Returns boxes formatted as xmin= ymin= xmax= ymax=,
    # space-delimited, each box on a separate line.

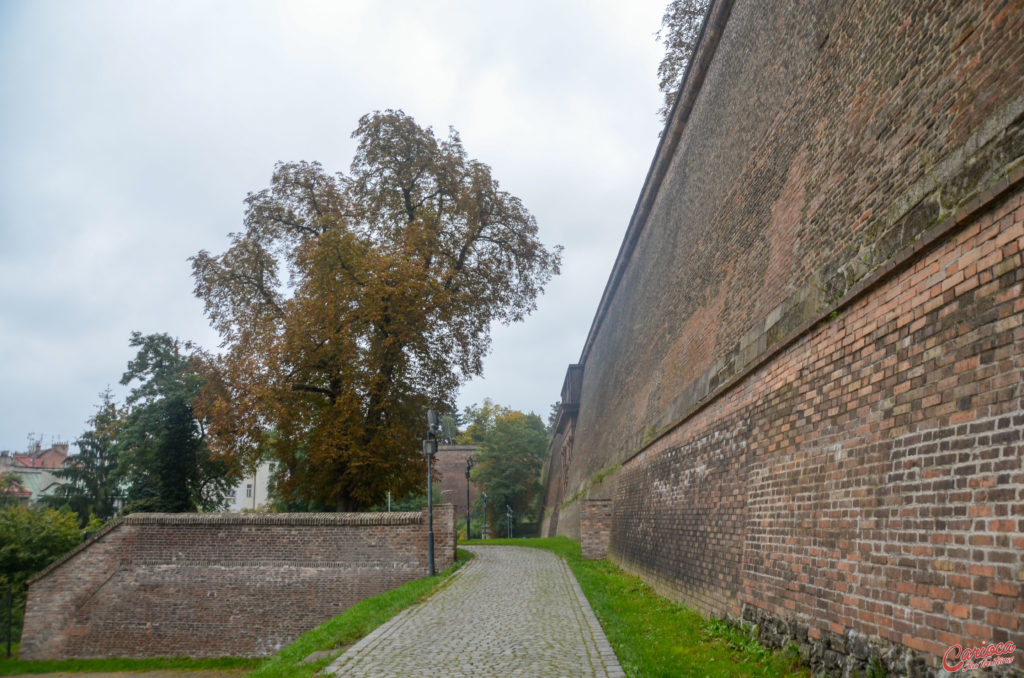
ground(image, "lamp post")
xmin=506 ymin=504 xmax=513 ymax=539
xmin=424 ymin=410 xmax=440 ymax=576
xmin=465 ymin=456 xmax=474 ymax=540
xmin=481 ymin=492 xmax=488 ymax=539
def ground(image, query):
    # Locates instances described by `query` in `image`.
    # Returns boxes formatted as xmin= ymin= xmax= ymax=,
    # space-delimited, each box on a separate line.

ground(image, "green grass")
xmin=0 ymin=650 xmax=259 ymax=676
xmin=0 ymin=549 xmax=473 ymax=678
xmin=2 ymin=542 xmax=808 ymax=677
xmin=245 ymin=547 xmax=473 ymax=678
xmin=465 ymin=538 xmax=809 ymax=678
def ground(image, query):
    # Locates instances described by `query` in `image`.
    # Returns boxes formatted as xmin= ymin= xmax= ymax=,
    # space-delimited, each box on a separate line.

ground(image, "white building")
xmin=226 ymin=460 xmax=275 ymax=512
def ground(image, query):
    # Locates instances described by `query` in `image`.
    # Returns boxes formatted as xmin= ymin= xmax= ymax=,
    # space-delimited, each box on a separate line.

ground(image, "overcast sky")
xmin=0 ymin=0 xmax=668 ymax=453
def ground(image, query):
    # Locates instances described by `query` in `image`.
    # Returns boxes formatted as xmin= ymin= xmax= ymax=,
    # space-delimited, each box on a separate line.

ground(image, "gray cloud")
xmin=0 ymin=0 xmax=667 ymax=449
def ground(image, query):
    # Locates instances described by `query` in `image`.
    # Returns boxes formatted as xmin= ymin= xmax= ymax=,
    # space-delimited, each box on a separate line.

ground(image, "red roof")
xmin=12 ymin=445 xmax=68 ymax=470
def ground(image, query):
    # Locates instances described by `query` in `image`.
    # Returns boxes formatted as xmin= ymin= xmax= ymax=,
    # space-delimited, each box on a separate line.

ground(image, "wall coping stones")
xmin=120 ymin=511 xmax=423 ymax=526
xmin=29 ymin=509 xmax=432 ymax=585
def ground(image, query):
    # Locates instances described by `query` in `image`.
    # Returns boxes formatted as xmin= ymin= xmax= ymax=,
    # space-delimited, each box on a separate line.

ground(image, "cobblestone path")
xmin=323 ymin=545 xmax=624 ymax=678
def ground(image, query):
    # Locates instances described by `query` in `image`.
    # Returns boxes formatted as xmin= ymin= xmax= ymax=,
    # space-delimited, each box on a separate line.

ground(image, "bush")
xmin=0 ymin=506 xmax=82 ymax=640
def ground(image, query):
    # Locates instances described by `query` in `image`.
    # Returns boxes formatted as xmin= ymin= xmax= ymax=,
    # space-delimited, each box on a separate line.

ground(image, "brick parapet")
xmin=20 ymin=505 xmax=456 ymax=660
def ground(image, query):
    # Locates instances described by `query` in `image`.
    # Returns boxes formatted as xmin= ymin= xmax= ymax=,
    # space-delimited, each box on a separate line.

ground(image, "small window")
xmin=246 ymin=484 xmax=253 ymax=498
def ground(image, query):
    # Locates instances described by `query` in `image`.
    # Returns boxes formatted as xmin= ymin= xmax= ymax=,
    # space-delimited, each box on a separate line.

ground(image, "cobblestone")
xmin=323 ymin=545 xmax=625 ymax=678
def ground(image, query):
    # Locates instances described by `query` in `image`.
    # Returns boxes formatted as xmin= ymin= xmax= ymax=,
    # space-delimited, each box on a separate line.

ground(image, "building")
xmin=0 ymin=442 xmax=70 ymax=503
xmin=225 ymin=460 xmax=275 ymax=512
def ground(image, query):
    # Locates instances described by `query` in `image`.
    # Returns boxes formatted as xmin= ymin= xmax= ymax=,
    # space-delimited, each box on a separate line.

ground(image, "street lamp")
xmin=465 ymin=456 xmax=474 ymax=540
xmin=423 ymin=410 xmax=440 ymax=576
xmin=506 ymin=504 xmax=514 ymax=539
xmin=481 ymin=492 xmax=488 ymax=539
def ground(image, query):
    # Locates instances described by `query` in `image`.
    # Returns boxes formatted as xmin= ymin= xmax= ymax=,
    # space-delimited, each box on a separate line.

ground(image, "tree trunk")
xmin=336 ymin=494 xmax=361 ymax=512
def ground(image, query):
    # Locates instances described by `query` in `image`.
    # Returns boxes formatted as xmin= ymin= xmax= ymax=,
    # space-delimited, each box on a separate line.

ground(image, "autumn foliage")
xmin=191 ymin=111 xmax=561 ymax=510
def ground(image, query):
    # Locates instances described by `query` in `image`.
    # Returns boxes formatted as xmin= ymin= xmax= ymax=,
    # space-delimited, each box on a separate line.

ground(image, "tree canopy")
xmin=458 ymin=398 xmax=507 ymax=445
xmin=47 ymin=389 xmax=124 ymax=524
xmin=657 ymin=0 xmax=710 ymax=123
xmin=0 ymin=504 xmax=82 ymax=636
xmin=118 ymin=332 xmax=236 ymax=513
xmin=191 ymin=110 xmax=561 ymax=510
xmin=0 ymin=471 xmax=27 ymax=507
xmin=466 ymin=404 xmax=548 ymax=533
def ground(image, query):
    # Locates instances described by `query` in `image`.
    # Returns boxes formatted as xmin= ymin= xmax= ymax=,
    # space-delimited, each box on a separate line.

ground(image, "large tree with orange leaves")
xmin=191 ymin=110 xmax=561 ymax=510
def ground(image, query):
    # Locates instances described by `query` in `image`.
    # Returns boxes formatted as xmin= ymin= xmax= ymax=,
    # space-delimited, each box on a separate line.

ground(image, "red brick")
xmin=21 ymin=507 xmax=458 ymax=659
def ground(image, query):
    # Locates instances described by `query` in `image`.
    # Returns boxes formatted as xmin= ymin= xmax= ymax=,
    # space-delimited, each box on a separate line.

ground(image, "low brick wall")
xmin=20 ymin=505 xmax=456 ymax=659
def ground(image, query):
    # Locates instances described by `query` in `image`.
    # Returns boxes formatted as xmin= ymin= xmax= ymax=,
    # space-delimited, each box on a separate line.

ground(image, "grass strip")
xmin=465 ymin=538 xmax=808 ymax=678
xmin=245 ymin=547 xmax=473 ymax=678
xmin=0 ymin=651 xmax=259 ymax=676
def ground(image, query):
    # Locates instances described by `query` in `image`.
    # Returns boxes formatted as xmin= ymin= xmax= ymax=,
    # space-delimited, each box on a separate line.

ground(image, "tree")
xmin=0 ymin=505 xmax=81 ymax=638
xmin=458 ymin=398 xmax=508 ymax=445
xmin=46 ymin=389 xmax=125 ymax=525
xmin=0 ymin=472 xmax=27 ymax=507
xmin=657 ymin=0 xmax=710 ymax=123
xmin=468 ymin=406 xmax=547 ymax=534
xmin=546 ymin=400 xmax=561 ymax=438
xmin=119 ymin=332 xmax=236 ymax=513
xmin=439 ymin=412 xmax=462 ymax=444
xmin=191 ymin=110 xmax=561 ymax=510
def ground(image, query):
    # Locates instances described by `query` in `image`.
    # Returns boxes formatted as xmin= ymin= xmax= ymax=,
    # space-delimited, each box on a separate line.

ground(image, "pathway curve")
xmin=323 ymin=545 xmax=625 ymax=678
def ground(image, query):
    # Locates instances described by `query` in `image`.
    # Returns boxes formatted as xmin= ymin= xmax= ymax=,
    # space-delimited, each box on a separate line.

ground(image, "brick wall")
xmin=433 ymin=445 xmax=480 ymax=533
xmin=580 ymin=500 xmax=613 ymax=560
xmin=611 ymin=184 xmax=1023 ymax=675
xmin=20 ymin=506 xmax=456 ymax=660
xmin=545 ymin=1 xmax=1024 ymax=675
xmin=565 ymin=0 xmax=1024 ymax=484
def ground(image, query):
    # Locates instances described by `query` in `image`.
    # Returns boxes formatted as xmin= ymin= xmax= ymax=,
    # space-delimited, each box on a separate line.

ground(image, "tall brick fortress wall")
xmin=434 ymin=445 xmax=480 ymax=530
xmin=20 ymin=507 xmax=456 ymax=660
xmin=543 ymin=1 xmax=1024 ymax=676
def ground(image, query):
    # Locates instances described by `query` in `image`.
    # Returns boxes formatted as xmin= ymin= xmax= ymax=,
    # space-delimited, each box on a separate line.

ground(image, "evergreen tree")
xmin=546 ymin=400 xmax=561 ymax=438
xmin=119 ymin=332 xmax=236 ymax=513
xmin=47 ymin=389 xmax=125 ymax=524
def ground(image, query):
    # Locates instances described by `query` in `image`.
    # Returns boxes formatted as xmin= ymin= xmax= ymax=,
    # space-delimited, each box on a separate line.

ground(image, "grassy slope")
xmin=468 ymin=538 xmax=809 ymax=678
